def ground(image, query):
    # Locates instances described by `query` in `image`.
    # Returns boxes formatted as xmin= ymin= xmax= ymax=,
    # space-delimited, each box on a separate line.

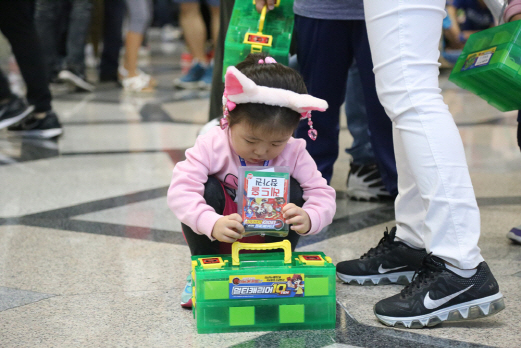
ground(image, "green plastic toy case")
xmin=449 ymin=20 xmax=521 ymax=112
xmin=222 ymin=0 xmax=295 ymax=80
xmin=190 ymin=240 xmax=336 ymax=333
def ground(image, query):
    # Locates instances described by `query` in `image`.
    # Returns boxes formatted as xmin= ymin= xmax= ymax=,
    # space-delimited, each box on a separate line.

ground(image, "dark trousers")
xmin=295 ymin=16 xmax=397 ymax=195
xmin=518 ymin=111 xmax=520 ymax=151
xmin=209 ymin=0 xmax=235 ymax=121
xmin=99 ymin=0 xmax=125 ymax=81
xmin=182 ymin=176 xmax=305 ymax=256
xmin=0 ymin=0 xmax=52 ymax=112
xmin=35 ymin=0 xmax=93 ymax=80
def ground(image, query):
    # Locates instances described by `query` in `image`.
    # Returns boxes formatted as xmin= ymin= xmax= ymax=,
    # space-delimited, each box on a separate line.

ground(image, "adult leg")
xmin=64 ymin=0 xmax=93 ymax=75
xmin=344 ymin=61 xmax=375 ymax=165
xmin=100 ymin=0 xmax=125 ymax=81
xmin=34 ymin=0 xmax=65 ymax=82
xmin=179 ymin=2 xmax=207 ymax=62
xmin=295 ymin=15 xmax=352 ymax=183
xmin=364 ymin=0 xmax=482 ymax=268
xmin=124 ymin=0 xmax=152 ymax=77
xmin=0 ymin=1 xmax=52 ymax=113
xmin=209 ymin=0 xmax=234 ymax=121
xmin=350 ymin=20 xmax=398 ymax=197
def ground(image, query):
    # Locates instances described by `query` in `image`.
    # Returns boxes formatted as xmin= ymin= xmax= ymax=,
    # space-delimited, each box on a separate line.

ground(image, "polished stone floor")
xmin=0 ymin=34 xmax=520 ymax=348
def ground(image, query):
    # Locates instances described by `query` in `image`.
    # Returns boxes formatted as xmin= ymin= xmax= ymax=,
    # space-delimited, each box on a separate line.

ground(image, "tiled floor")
xmin=1 ymin=35 xmax=520 ymax=348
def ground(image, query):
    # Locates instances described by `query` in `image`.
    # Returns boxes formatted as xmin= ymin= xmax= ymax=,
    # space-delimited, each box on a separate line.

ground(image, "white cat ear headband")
xmin=221 ymin=58 xmax=328 ymax=140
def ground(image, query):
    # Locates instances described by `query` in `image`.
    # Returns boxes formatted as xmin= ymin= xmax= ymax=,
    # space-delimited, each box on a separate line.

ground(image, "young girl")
xmin=167 ymin=53 xmax=336 ymax=308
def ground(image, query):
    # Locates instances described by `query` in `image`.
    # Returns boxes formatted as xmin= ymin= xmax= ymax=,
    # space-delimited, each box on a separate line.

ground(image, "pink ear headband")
xmin=221 ymin=59 xmax=328 ymax=141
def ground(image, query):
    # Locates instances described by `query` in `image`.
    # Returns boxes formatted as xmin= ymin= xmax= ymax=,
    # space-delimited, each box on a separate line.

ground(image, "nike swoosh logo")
xmin=378 ymin=264 xmax=407 ymax=274
xmin=423 ymin=285 xmax=473 ymax=309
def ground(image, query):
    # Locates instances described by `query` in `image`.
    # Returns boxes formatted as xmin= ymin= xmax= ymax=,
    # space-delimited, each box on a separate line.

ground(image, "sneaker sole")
xmin=9 ymin=128 xmax=63 ymax=139
xmin=375 ymin=292 xmax=505 ymax=329
xmin=173 ymin=80 xmax=201 ymax=89
xmin=0 ymin=105 xmax=34 ymax=129
xmin=58 ymin=71 xmax=95 ymax=92
xmin=507 ymin=230 xmax=521 ymax=243
xmin=337 ymin=271 xmax=414 ymax=285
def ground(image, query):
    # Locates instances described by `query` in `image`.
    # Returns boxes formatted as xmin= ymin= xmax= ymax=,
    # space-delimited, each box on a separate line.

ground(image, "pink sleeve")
xmin=167 ymin=136 xmax=221 ymax=240
xmin=504 ymin=0 xmax=521 ymax=22
xmin=291 ymin=142 xmax=337 ymax=235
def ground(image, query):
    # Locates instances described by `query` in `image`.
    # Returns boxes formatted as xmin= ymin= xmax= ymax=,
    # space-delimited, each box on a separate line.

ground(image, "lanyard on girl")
xmin=238 ymin=156 xmax=269 ymax=167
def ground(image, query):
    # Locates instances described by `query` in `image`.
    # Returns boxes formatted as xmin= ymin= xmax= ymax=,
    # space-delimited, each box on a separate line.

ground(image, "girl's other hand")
xmin=211 ymin=213 xmax=245 ymax=243
xmin=282 ymin=203 xmax=311 ymax=235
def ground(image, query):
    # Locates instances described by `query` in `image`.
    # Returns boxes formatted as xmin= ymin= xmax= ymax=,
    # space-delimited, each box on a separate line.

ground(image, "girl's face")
xmin=229 ymin=120 xmax=293 ymax=164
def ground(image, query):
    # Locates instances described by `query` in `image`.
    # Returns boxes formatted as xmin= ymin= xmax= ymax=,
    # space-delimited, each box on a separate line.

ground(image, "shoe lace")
xmin=401 ymin=253 xmax=443 ymax=298
xmin=360 ymin=227 xmax=395 ymax=259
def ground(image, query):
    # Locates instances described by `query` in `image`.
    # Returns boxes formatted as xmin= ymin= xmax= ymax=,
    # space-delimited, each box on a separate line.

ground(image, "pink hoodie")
xmin=168 ymin=126 xmax=336 ymax=240
xmin=504 ymin=0 xmax=521 ymax=22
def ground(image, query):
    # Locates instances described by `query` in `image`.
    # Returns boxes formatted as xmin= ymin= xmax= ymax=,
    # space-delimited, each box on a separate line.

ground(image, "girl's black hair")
xmin=227 ymin=53 xmax=307 ymax=135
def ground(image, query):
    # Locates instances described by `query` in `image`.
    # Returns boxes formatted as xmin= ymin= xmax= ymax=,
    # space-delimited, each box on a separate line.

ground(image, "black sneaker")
xmin=58 ymin=69 xmax=95 ymax=92
xmin=336 ymin=227 xmax=428 ymax=285
xmin=347 ymin=162 xmax=392 ymax=201
xmin=8 ymin=110 xmax=63 ymax=139
xmin=374 ymin=254 xmax=505 ymax=328
xmin=0 ymin=96 xmax=34 ymax=130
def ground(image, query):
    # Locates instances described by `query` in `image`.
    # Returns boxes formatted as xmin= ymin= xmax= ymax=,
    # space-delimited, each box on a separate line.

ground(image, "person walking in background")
xmin=503 ymin=0 xmax=521 ymax=243
xmin=35 ymin=0 xmax=95 ymax=92
xmin=284 ymin=0 xmax=398 ymax=197
xmin=98 ymin=0 xmax=125 ymax=83
xmin=118 ymin=0 xmax=156 ymax=92
xmin=173 ymin=0 xmax=220 ymax=90
xmin=0 ymin=0 xmax=63 ymax=138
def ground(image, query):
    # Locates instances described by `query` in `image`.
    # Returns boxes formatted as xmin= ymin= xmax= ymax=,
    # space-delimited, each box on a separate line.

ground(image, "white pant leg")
xmin=363 ymin=0 xmax=484 ymax=268
xmin=392 ymin=123 xmax=426 ymax=249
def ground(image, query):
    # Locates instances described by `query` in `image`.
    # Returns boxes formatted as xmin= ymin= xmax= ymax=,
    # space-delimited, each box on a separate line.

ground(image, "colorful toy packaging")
xmin=449 ymin=20 xmax=521 ymax=111
xmin=190 ymin=240 xmax=336 ymax=333
xmin=237 ymin=166 xmax=290 ymax=237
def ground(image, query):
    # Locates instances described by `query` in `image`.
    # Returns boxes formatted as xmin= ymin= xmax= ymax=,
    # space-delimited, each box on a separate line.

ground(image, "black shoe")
xmin=58 ymin=69 xmax=94 ymax=92
xmin=374 ymin=254 xmax=505 ymax=328
xmin=8 ymin=110 xmax=63 ymax=139
xmin=0 ymin=96 xmax=34 ymax=130
xmin=336 ymin=227 xmax=428 ymax=285
xmin=347 ymin=162 xmax=393 ymax=201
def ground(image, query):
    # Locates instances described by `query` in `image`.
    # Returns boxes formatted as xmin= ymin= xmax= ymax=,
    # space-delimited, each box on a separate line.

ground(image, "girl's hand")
xmin=511 ymin=14 xmax=521 ymax=21
xmin=282 ymin=203 xmax=311 ymax=235
xmin=211 ymin=214 xmax=245 ymax=243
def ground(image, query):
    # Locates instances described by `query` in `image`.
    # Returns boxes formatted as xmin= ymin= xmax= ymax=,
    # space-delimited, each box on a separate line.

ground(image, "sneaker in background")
xmin=374 ymin=254 xmax=505 ymax=328
xmin=174 ymin=61 xmax=206 ymax=89
xmin=0 ymin=96 xmax=34 ymax=129
xmin=198 ymin=64 xmax=213 ymax=90
xmin=8 ymin=110 xmax=63 ymax=139
xmin=58 ymin=69 xmax=95 ymax=92
xmin=181 ymin=273 xmax=193 ymax=308
xmin=347 ymin=162 xmax=392 ymax=201
xmin=507 ymin=225 xmax=521 ymax=243
xmin=336 ymin=227 xmax=427 ymax=285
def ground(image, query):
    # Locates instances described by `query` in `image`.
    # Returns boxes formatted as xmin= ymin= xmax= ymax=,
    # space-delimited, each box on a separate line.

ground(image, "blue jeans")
xmin=35 ymin=0 xmax=93 ymax=80
xmin=344 ymin=60 xmax=375 ymax=165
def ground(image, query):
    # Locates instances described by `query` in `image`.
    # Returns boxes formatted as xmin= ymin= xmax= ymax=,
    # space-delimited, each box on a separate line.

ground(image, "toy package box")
xmin=222 ymin=0 xmax=295 ymax=80
xmin=190 ymin=240 xmax=336 ymax=334
xmin=449 ymin=20 xmax=521 ymax=111
xmin=237 ymin=166 xmax=290 ymax=238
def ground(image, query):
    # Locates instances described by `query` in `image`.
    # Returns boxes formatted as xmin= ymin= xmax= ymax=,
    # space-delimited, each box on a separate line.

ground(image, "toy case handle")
xmin=231 ymin=240 xmax=291 ymax=265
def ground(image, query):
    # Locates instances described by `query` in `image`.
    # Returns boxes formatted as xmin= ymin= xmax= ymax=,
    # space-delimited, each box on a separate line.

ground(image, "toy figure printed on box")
xmin=238 ymin=166 xmax=290 ymax=237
